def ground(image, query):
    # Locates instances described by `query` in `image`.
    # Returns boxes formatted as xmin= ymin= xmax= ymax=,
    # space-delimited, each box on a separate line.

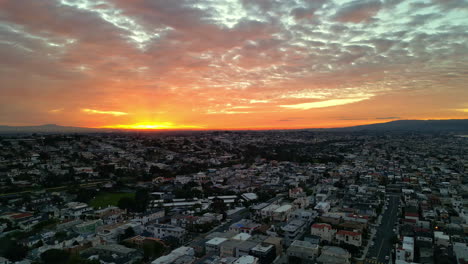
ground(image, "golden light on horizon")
xmin=0 ymin=0 xmax=467 ymax=128
xmin=103 ymin=122 xmax=203 ymax=130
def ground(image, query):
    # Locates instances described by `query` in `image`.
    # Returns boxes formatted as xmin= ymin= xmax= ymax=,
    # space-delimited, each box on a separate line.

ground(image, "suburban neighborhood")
xmin=0 ymin=131 xmax=467 ymax=264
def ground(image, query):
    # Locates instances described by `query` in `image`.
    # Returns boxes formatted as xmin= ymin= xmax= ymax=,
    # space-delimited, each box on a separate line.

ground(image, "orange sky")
xmin=0 ymin=0 xmax=467 ymax=129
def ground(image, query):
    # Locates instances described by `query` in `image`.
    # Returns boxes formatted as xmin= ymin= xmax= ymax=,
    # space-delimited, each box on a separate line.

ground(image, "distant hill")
xmin=0 ymin=119 xmax=467 ymax=134
xmin=330 ymin=119 xmax=468 ymax=132
xmin=0 ymin=124 xmax=109 ymax=134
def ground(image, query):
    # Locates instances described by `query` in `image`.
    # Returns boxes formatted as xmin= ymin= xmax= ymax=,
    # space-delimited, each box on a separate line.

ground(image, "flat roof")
xmin=274 ymin=204 xmax=292 ymax=213
xmin=206 ymin=237 xmax=228 ymax=246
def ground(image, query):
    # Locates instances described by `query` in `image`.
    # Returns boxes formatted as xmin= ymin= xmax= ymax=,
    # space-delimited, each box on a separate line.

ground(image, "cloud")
xmin=376 ymin=116 xmax=400 ymax=119
xmin=48 ymin=109 xmax=63 ymax=113
xmin=290 ymin=7 xmax=316 ymax=20
xmin=278 ymin=117 xmax=304 ymax=122
xmin=207 ymin=110 xmax=252 ymax=115
xmin=249 ymin=99 xmax=270 ymax=104
xmin=82 ymin=109 xmax=128 ymax=116
xmin=280 ymin=97 xmax=371 ymax=110
xmin=338 ymin=118 xmax=369 ymax=120
xmin=333 ymin=0 xmax=382 ymax=23
xmin=0 ymin=0 xmax=467 ymax=128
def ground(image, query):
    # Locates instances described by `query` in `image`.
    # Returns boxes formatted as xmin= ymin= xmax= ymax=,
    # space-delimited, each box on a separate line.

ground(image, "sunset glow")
xmin=0 ymin=0 xmax=467 ymax=129
xmin=104 ymin=122 xmax=204 ymax=130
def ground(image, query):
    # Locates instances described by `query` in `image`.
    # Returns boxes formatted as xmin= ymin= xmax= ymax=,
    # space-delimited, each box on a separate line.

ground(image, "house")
xmin=205 ymin=237 xmax=228 ymax=254
xmin=146 ymin=224 xmax=186 ymax=240
xmin=434 ymin=231 xmax=450 ymax=247
xmin=259 ymin=204 xmax=280 ymax=220
xmin=235 ymin=241 xmax=258 ymax=257
xmin=396 ymin=236 xmax=415 ymax=263
xmin=292 ymin=197 xmax=310 ymax=209
xmin=251 ymin=203 xmax=270 ymax=220
xmin=405 ymin=212 xmax=419 ymax=221
xmin=97 ymin=221 xmax=143 ymax=242
xmin=335 ymin=230 xmax=362 ymax=247
xmin=73 ymin=219 xmax=103 ymax=234
xmin=316 ymin=246 xmax=351 ymax=264
xmin=80 ymin=244 xmax=142 ymax=264
xmin=233 ymin=256 xmax=259 ymax=264
xmin=289 ymin=209 xmax=318 ymax=224
xmin=311 ymin=223 xmax=336 ymax=242
xmin=229 ymin=219 xmax=261 ymax=235
xmin=289 ymin=187 xmax=304 ymax=198
xmin=281 ymin=220 xmax=307 ymax=246
xmin=453 ymin=242 xmax=468 ymax=264
xmin=220 ymin=240 xmax=243 ymax=258
xmin=94 ymin=207 xmax=124 ymax=224
xmin=273 ymin=204 xmax=293 ymax=222
xmin=133 ymin=209 xmax=165 ymax=224
xmin=250 ymin=243 xmax=276 ymax=264
xmin=287 ymin=240 xmax=319 ymax=262
xmin=151 ymin=246 xmax=195 ymax=264
xmin=314 ymin=202 xmax=331 ymax=213
xmin=62 ymin=202 xmax=93 ymax=218
xmin=263 ymin=236 xmax=283 ymax=257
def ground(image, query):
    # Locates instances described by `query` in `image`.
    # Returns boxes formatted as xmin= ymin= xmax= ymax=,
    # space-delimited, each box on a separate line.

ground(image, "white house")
xmin=335 ymin=230 xmax=362 ymax=247
xmin=146 ymin=224 xmax=185 ymax=240
xmin=396 ymin=236 xmax=414 ymax=262
xmin=311 ymin=223 xmax=336 ymax=242
xmin=314 ymin=202 xmax=331 ymax=213
xmin=434 ymin=231 xmax=450 ymax=247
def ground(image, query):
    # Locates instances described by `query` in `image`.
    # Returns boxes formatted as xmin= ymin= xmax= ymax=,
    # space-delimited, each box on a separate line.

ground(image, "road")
xmin=0 ymin=180 xmax=109 ymax=197
xmin=365 ymin=194 xmax=400 ymax=264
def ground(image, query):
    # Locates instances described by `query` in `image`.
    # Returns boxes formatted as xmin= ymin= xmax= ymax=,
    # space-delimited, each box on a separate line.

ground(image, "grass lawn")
xmin=90 ymin=192 xmax=134 ymax=209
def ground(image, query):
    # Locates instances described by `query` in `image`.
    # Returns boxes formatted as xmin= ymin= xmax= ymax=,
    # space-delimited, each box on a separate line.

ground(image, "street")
xmin=365 ymin=194 xmax=400 ymax=264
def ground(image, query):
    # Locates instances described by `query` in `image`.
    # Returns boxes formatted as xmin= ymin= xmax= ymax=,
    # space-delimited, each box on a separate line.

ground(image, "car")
xmin=385 ymin=255 xmax=390 ymax=260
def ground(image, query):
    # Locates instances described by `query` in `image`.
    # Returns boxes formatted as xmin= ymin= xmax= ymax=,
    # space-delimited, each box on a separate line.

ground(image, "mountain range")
xmin=0 ymin=119 xmax=467 ymax=134
xmin=328 ymin=119 xmax=468 ymax=132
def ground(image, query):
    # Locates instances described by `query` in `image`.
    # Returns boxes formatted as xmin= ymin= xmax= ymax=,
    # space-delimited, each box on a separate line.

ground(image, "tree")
xmin=119 ymin=227 xmax=135 ymax=241
xmin=75 ymin=188 xmax=96 ymax=203
xmin=54 ymin=231 xmax=67 ymax=241
xmin=40 ymin=249 xmax=70 ymax=264
xmin=135 ymin=189 xmax=150 ymax=212
xmin=33 ymin=240 xmax=44 ymax=248
xmin=142 ymin=241 xmax=165 ymax=261
xmin=3 ymin=240 xmax=28 ymax=262
xmin=118 ymin=197 xmax=137 ymax=212
xmin=162 ymin=236 xmax=179 ymax=250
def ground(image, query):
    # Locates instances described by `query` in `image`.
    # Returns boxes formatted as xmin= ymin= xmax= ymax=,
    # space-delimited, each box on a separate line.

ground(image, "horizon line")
xmin=0 ymin=118 xmax=467 ymax=132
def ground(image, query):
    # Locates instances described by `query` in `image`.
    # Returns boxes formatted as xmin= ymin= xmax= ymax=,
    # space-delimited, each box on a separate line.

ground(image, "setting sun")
xmin=103 ymin=122 xmax=203 ymax=130
xmin=0 ymin=0 xmax=467 ymax=129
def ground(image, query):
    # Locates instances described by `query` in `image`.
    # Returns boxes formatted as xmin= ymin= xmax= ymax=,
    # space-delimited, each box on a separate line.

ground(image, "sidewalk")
xmin=356 ymin=214 xmax=382 ymax=262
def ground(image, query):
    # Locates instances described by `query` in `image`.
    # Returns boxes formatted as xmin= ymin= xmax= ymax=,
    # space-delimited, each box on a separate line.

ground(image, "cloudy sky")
xmin=1 ymin=0 xmax=467 ymax=129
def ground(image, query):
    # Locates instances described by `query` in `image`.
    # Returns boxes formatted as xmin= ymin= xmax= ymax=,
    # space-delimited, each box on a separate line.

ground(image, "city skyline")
xmin=1 ymin=0 xmax=467 ymax=129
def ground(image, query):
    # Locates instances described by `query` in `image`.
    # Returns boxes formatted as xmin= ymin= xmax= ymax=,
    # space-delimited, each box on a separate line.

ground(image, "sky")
xmin=0 ymin=0 xmax=467 ymax=130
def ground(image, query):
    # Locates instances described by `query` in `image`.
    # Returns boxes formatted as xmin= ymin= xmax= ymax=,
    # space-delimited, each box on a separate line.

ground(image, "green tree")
xmin=118 ymin=197 xmax=137 ymax=212
xmin=142 ymin=240 xmax=165 ymax=261
xmin=119 ymin=227 xmax=135 ymax=241
xmin=40 ymin=249 xmax=70 ymax=264
xmin=3 ymin=240 xmax=28 ymax=262
xmin=134 ymin=189 xmax=150 ymax=212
